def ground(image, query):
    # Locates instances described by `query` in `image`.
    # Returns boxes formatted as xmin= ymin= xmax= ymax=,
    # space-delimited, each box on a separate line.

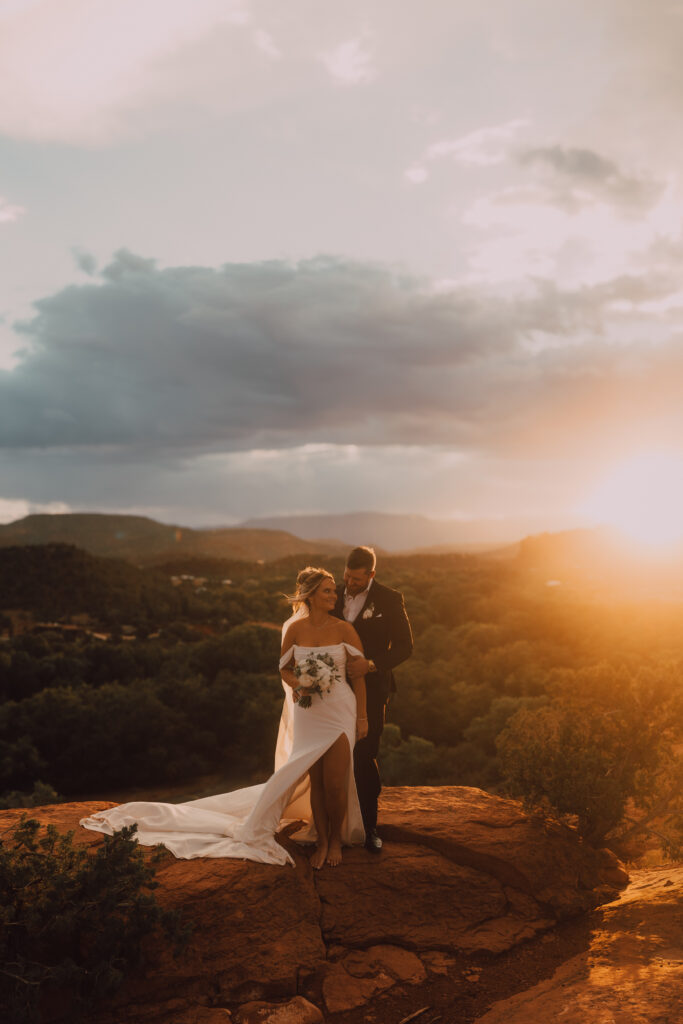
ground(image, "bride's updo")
xmin=287 ymin=566 xmax=334 ymax=611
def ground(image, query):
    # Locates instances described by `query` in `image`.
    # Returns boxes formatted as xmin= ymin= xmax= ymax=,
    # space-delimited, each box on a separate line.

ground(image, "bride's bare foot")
xmin=310 ymin=842 xmax=328 ymax=870
xmin=326 ymin=838 xmax=342 ymax=866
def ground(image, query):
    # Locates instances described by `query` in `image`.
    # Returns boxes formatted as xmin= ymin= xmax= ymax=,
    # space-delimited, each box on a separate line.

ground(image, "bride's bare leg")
xmin=323 ymin=735 xmax=350 ymax=866
xmin=309 ymin=760 xmax=328 ymax=869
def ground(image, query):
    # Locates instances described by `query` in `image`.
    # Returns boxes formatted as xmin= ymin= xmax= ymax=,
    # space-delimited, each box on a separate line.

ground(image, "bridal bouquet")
xmin=294 ymin=652 xmax=341 ymax=708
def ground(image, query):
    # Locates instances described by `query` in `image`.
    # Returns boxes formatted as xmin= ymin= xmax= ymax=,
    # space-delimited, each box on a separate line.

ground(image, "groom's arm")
xmin=373 ymin=591 xmax=413 ymax=673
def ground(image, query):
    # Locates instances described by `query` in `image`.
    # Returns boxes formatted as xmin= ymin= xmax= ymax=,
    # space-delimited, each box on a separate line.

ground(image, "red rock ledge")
xmin=0 ymin=786 xmax=628 ymax=1023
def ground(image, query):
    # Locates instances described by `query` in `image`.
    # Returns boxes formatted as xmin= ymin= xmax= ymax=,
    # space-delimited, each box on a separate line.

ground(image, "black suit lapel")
xmin=352 ymin=583 xmax=376 ymax=625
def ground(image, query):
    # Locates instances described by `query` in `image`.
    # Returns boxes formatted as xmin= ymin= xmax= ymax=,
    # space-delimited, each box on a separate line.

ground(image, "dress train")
xmin=80 ymin=642 xmax=365 ymax=865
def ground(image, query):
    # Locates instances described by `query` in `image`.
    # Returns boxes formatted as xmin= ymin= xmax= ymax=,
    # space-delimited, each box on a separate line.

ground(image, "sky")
xmin=2 ymin=0 xmax=683 ymax=541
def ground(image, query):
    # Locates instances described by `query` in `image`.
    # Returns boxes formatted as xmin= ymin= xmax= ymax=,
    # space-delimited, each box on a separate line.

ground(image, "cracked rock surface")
xmin=0 ymin=787 xmax=628 ymax=1023
xmin=472 ymin=866 xmax=683 ymax=1024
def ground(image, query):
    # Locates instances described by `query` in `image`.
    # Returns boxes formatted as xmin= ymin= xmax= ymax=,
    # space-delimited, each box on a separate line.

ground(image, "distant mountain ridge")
xmin=2 ymin=512 xmax=681 ymax=597
xmin=0 ymin=511 xmax=610 ymax=566
xmin=239 ymin=510 xmax=538 ymax=551
xmin=0 ymin=513 xmax=348 ymax=565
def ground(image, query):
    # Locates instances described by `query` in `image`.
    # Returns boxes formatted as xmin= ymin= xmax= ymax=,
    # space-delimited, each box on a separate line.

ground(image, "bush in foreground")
xmin=0 ymin=818 xmax=187 ymax=1024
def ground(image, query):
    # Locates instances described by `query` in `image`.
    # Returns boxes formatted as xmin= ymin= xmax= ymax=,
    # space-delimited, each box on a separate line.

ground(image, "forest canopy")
xmin=1 ymin=542 xmax=682 ymax=854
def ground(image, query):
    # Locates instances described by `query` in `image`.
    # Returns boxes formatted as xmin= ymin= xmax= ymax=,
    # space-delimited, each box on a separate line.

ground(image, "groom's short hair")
xmin=346 ymin=546 xmax=376 ymax=573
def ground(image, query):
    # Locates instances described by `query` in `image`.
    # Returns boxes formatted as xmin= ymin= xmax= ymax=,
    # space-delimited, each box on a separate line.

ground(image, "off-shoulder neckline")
xmin=279 ymin=641 xmax=362 ymax=670
xmin=293 ymin=642 xmax=347 ymax=649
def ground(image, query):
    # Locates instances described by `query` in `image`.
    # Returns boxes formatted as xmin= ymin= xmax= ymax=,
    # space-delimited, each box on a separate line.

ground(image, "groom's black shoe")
xmin=365 ymin=828 xmax=382 ymax=853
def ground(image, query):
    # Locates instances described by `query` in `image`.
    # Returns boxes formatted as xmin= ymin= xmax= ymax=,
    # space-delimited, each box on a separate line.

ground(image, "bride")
xmin=80 ymin=567 xmax=368 ymax=869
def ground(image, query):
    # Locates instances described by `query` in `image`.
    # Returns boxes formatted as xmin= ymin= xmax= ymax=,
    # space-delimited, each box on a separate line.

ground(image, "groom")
xmin=334 ymin=546 xmax=413 ymax=852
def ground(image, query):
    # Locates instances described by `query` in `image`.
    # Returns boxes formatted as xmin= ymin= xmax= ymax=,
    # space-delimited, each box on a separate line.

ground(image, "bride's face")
xmin=310 ymin=577 xmax=337 ymax=613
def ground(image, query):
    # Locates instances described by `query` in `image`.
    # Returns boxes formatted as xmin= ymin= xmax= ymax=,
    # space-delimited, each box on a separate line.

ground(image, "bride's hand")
xmin=293 ymin=685 xmax=315 ymax=703
xmin=356 ymin=716 xmax=368 ymax=740
xmin=347 ymin=655 xmax=370 ymax=680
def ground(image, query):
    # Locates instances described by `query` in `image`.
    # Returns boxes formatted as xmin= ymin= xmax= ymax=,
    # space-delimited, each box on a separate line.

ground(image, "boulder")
xmin=321 ymin=945 xmax=426 ymax=1013
xmin=473 ymin=866 xmax=683 ymax=1024
xmin=0 ymin=787 xmax=627 ymax=1023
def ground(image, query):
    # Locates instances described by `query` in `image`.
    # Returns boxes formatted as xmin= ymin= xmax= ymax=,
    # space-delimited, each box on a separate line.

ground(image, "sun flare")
xmin=579 ymin=452 xmax=683 ymax=551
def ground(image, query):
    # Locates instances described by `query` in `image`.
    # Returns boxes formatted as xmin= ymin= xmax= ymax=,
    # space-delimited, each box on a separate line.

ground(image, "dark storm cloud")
xmin=519 ymin=145 xmax=662 ymax=211
xmin=0 ymin=249 xmax=680 ymax=457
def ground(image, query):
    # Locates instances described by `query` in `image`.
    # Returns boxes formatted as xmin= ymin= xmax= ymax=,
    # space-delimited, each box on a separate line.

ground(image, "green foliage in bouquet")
xmin=0 ymin=818 xmax=188 ymax=1024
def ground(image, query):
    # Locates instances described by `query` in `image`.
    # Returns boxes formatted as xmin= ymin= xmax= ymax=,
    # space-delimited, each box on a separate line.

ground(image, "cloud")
xmin=460 ymin=143 xmax=680 ymax=287
xmin=405 ymin=119 xmax=529 ymax=184
xmin=2 ymin=250 xmax=683 ymax=467
xmin=1 ymin=251 xmax=516 ymax=451
xmin=0 ymin=195 xmax=25 ymax=223
xmin=0 ymin=443 xmax=579 ymax=529
xmin=428 ymin=121 xmax=529 ymax=166
xmin=0 ymin=0 xmax=249 ymax=143
xmin=404 ymin=166 xmax=429 ymax=185
xmin=319 ymin=37 xmax=377 ymax=86
xmin=595 ymin=0 xmax=683 ymax=153
xmin=519 ymin=145 xmax=663 ymax=212
xmin=523 ymin=146 xmax=621 ymax=181
xmin=72 ymin=248 xmax=98 ymax=276
xmin=0 ymin=497 xmax=70 ymax=525
xmin=253 ymin=28 xmax=281 ymax=59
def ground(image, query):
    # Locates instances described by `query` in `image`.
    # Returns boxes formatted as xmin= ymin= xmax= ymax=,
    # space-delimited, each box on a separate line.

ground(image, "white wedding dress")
xmin=80 ymin=642 xmax=366 ymax=866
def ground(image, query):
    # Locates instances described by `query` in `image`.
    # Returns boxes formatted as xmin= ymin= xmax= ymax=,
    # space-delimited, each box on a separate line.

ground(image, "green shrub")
xmin=497 ymin=664 xmax=683 ymax=852
xmin=379 ymin=723 xmax=440 ymax=785
xmin=379 ymin=723 xmax=503 ymax=788
xmin=0 ymin=781 xmax=61 ymax=810
xmin=0 ymin=818 xmax=188 ymax=1023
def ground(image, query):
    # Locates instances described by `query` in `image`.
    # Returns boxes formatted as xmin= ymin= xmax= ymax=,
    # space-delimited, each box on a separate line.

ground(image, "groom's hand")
xmin=347 ymin=655 xmax=371 ymax=679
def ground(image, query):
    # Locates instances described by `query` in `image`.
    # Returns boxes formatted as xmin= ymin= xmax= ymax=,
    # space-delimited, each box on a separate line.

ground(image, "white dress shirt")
xmin=343 ymin=579 xmax=374 ymax=622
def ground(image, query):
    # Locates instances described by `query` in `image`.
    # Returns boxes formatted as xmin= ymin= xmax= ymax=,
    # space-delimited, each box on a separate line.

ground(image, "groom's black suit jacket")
xmin=333 ymin=580 xmax=413 ymax=697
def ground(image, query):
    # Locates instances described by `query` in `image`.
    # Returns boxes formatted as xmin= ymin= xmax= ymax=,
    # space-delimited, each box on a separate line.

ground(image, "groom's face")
xmin=344 ymin=567 xmax=374 ymax=596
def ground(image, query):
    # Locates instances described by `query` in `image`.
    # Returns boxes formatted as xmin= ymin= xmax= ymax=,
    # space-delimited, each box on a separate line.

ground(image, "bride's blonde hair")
xmin=286 ymin=566 xmax=335 ymax=612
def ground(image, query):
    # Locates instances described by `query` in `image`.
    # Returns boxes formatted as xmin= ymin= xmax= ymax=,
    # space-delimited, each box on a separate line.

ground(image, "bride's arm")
xmin=342 ymin=623 xmax=368 ymax=739
xmin=280 ymin=624 xmax=299 ymax=692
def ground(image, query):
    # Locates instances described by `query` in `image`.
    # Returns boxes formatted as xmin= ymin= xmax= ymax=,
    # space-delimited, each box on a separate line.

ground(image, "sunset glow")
xmin=580 ymin=453 xmax=683 ymax=550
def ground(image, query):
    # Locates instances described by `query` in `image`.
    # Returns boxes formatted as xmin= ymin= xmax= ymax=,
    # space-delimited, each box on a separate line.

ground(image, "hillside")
xmin=0 ymin=513 xmax=348 ymax=565
xmin=0 ymin=543 xmax=181 ymax=622
xmin=517 ymin=526 xmax=683 ymax=598
xmin=517 ymin=526 xmax=623 ymax=570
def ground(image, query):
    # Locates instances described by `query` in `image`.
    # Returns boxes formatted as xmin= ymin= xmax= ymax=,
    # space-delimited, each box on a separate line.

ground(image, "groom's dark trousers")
xmin=334 ymin=580 xmax=413 ymax=834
